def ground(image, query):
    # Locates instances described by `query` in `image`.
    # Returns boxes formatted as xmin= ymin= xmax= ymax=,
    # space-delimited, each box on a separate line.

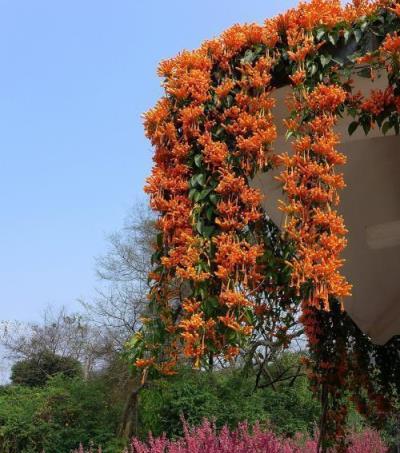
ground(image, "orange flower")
xmin=389 ymin=3 xmax=400 ymax=16
xmin=179 ymin=313 xmax=205 ymax=331
xmin=219 ymin=290 xmax=253 ymax=308
xmin=135 ymin=358 xmax=155 ymax=368
xmin=182 ymin=298 xmax=201 ymax=314
xmin=179 ymin=105 xmax=204 ymax=138
xmin=198 ymin=133 xmax=228 ymax=168
xmin=289 ymin=69 xmax=306 ymax=86
xmin=224 ymin=345 xmax=240 ymax=360
xmin=361 ymin=87 xmax=395 ymax=116
xmin=215 ymin=79 xmax=235 ymax=98
xmin=307 ymin=84 xmax=346 ymax=112
xmin=221 ymin=24 xmax=248 ymax=54
xmin=381 ymin=32 xmax=400 ymax=53
xmin=218 ymin=314 xmax=242 ymax=332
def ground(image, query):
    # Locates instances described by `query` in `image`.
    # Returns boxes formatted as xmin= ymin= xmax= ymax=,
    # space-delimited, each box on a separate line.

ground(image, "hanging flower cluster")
xmin=141 ymin=0 xmax=389 ymax=369
xmin=137 ymin=0 xmax=400 ymax=449
xmin=280 ymin=83 xmax=351 ymax=310
xmin=348 ymin=30 xmax=400 ymax=135
xmin=143 ymin=23 xmax=281 ymax=367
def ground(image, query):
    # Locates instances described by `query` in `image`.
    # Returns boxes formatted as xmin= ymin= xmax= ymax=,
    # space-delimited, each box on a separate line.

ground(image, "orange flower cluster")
xmin=179 ymin=312 xmax=217 ymax=360
xmin=380 ymin=31 xmax=400 ymax=77
xmin=214 ymin=233 xmax=264 ymax=283
xmin=353 ymin=31 xmax=400 ymax=118
xmin=280 ymin=83 xmax=352 ymax=310
xmin=143 ymin=48 xmax=214 ymax=365
xmin=360 ymin=86 xmax=396 ymax=116
xmin=135 ymin=357 xmax=155 ymax=368
xmin=263 ymin=0 xmax=380 ymax=53
xmin=382 ymin=31 xmax=400 ymax=53
xmin=142 ymin=0 xmax=390 ymax=376
xmin=144 ymin=17 xmax=282 ymax=365
xmin=390 ymin=2 xmax=400 ymax=16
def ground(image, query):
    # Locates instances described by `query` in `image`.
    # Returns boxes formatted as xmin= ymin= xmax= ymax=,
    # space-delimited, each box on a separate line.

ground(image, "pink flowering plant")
xmin=128 ymin=420 xmax=387 ymax=453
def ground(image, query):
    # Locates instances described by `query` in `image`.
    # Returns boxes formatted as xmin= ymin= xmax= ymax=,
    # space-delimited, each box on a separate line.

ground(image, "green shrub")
xmin=0 ymin=375 xmax=123 ymax=453
xmin=138 ymin=366 xmax=319 ymax=439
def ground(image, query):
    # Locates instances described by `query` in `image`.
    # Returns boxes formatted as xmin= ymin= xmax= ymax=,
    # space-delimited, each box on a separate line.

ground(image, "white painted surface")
xmin=251 ymin=74 xmax=400 ymax=345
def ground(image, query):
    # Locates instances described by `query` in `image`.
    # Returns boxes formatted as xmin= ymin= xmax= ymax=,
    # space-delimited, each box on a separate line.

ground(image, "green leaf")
xmin=206 ymin=205 xmax=214 ymax=221
xmin=358 ymin=67 xmax=371 ymax=78
xmin=198 ymin=188 xmax=212 ymax=201
xmin=214 ymin=125 xmax=224 ymax=138
xmin=360 ymin=20 xmax=368 ymax=32
xmin=343 ymin=29 xmax=351 ymax=44
xmin=196 ymin=220 xmax=204 ymax=234
xmin=196 ymin=173 xmax=207 ymax=187
xmin=309 ymin=63 xmax=318 ymax=76
xmin=226 ymin=94 xmax=234 ymax=108
xmin=354 ymin=29 xmax=362 ymax=43
xmin=193 ymin=191 xmax=202 ymax=202
xmin=376 ymin=114 xmax=385 ymax=128
xmin=202 ymin=225 xmax=215 ymax=238
xmin=190 ymin=175 xmax=198 ymax=187
xmin=285 ymin=130 xmax=294 ymax=141
xmin=209 ymin=193 xmax=218 ymax=205
xmin=362 ymin=120 xmax=371 ymax=135
xmin=315 ymin=28 xmax=326 ymax=41
xmin=328 ymin=33 xmax=338 ymax=46
xmin=194 ymin=154 xmax=203 ymax=168
xmin=348 ymin=121 xmax=359 ymax=136
xmin=320 ymin=54 xmax=331 ymax=68
xmin=241 ymin=49 xmax=255 ymax=64
xmin=382 ymin=121 xmax=392 ymax=135
xmin=332 ymin=57 xmax=344 ymax=67
xmin=189 ymin=188 xmax=198 ymax=200
xmin=207 ymin=296 xmax=219 ymax=308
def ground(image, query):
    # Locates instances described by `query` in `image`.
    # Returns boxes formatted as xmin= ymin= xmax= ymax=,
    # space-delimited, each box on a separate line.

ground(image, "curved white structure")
xmin=252 ymin=74 xmax=400 ymax=344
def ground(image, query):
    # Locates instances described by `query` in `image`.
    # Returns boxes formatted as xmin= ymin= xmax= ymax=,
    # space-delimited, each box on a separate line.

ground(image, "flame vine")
xmin=134 ymin=1 xmax=400 ymax=449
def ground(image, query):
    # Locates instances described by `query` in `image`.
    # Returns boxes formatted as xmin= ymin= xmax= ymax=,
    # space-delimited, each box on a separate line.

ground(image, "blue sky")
xmin=0 ymin=0 xmax=301 ymax=322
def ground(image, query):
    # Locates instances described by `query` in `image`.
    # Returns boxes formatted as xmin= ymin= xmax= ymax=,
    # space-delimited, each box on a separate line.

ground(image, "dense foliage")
xmin=10 ymin=351 xmax=82 ymax=387
xmin=138 ymin=365 xmax=321 ymax=439
xmin=0 ymin=375 xmax=124 ymax=453
xmin=0 ymin=364 xmax=321 ymax=452
xmin=1 ymin=358 xmax=398 ymax=452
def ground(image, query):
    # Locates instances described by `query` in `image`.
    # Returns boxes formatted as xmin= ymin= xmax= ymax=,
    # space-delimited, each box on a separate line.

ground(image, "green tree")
xmin=10 ymin=351 xmax=82 ymax=387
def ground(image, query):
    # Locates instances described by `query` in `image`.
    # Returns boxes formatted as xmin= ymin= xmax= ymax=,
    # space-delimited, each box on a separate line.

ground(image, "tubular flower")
xmin=219 ymin=290 xmax=253 ymax=308
xmin=381 ymin=31 xmax=400 ymax=53
xmin=390 ymin=3 xmax=400 ymax=16
xmin=215 ymin=79 xmax=235 ymax=98
xmin=135 ymin=358 xmax=155 ymax=368
xmin=198 ymin=133 xmax=229 ymax=168
xmin=280 ymin=83 xmax=352 ymax=310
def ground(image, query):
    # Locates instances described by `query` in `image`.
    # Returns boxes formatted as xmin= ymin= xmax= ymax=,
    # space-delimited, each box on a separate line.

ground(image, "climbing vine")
xmin=135 ymin=0 xmax=400 ymax=449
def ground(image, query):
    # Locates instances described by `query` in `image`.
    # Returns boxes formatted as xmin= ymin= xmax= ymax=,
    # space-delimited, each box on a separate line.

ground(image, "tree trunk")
xmin=118 ymin=380 xmax=147 ymax=439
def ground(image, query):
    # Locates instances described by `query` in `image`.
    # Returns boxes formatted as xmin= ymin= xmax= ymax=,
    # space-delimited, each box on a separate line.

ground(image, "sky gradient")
xmin=0 ymin=0 xmax=301 ymax=323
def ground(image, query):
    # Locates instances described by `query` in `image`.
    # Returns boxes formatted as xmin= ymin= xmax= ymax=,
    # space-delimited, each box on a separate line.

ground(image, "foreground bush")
xmin=129 ymin=420 xmax=387 ymax=453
